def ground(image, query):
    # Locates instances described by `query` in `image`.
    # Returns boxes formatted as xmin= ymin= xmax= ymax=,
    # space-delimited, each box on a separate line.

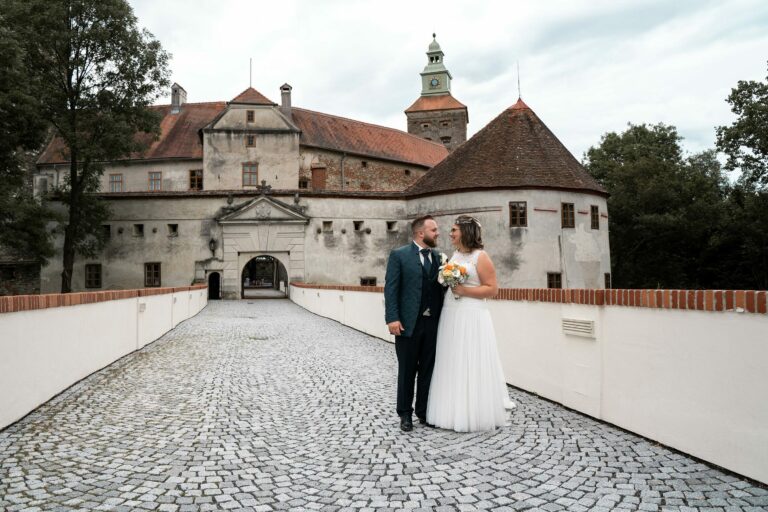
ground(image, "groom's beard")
xmin=423 ymin=235 xmax=437 ymax=248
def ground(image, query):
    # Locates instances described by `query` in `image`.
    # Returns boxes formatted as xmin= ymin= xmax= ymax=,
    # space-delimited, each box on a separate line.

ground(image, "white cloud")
xmin=131 ymin=0 xmax=768 ymax=159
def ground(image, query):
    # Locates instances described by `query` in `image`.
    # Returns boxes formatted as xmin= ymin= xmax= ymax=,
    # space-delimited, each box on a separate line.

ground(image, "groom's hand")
xmin=387 ymin=321 xmax=404 ymax=336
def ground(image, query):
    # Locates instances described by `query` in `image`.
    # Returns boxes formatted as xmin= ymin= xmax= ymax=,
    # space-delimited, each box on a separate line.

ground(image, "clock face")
xmin=430 ymin=77 xmax=440 ymax=87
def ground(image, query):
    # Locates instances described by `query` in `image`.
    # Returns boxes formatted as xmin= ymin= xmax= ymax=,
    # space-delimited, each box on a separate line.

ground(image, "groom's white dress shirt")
xmin=413 ymin=241 xmax=433 ymax=267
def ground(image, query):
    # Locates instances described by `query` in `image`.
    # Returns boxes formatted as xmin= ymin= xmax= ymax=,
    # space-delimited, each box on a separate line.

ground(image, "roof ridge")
xmin=152 ymin=101 xmax=228 ymax=108
xmin=292 ymin=107 xmax=446 ymax=148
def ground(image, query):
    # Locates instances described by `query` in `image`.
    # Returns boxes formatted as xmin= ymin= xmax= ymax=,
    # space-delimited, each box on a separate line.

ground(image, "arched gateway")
xmin=241 ymin=255 xmax=288 ymax=298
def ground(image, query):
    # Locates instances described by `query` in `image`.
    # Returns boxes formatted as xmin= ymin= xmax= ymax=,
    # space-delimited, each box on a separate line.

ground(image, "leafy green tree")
xmin=717 ymin=61 xmax=768 ymax=191
xmin=584 ymin=124 xmax=727 ymax=289
xmin=0 ymin=14 xmax=57 ymax=263
xmin=2 ymin=0 xmax=170 ymax=292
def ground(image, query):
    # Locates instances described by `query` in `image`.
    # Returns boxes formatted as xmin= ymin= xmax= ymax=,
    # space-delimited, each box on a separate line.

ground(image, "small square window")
xmin=547 ymin=272 xmax=562 ymax=289
xmin=386 ymin=221 xmax=397 ymax=231
xmin=353 ymin=220 xmax=364 ymax=231
xmin=322 ymin=221 xmax=333 ymax=233
xmin=246 ymin=135 xmax=255 ymax=147
xmin=361 ymin=161 xmax=368 ymax=168
xmin=144 ymin=262 xmax=161 ymax=287
xmin=440 ymin=136 xmax=452 ymax=144
xmin=509 ymin=201 xmax=527 ymax=227
xmin=246 ymin=110 xmax=254 ymax=122
xmin=298 ymin=178 xmax=309 ymax=189
xmin=102 ymin=225 xmax=111 ymax=239
xmin=561 ymin=203 xmax=575 ymax=228
xmin=604 ymin=273 xmax=612 ymax=289
xmin=404 ymin=169 xmax=411 ymax=176
xmin=133 ymin=224 xmax=144 ymax=237
xmin=360 ymin=277 xmax=377 ymax=286
xmin=168 ymin=224 xmax=178 ymax=237
xmin=591 ymin=205 xmax=600 ymax=230
xmin=85 ymin=263 xmax=102 ymax=289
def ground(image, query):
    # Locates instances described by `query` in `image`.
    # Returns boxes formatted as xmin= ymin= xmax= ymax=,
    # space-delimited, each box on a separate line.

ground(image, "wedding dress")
xmin=426 ymin=249 xmax=514 ymax=432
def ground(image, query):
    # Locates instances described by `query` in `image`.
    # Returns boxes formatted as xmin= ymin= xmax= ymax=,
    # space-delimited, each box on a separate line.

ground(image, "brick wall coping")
xmin=289 ymin=282 xmax=768 ymax=315
xmin=0 ymin=285 xmax=208 ymax=314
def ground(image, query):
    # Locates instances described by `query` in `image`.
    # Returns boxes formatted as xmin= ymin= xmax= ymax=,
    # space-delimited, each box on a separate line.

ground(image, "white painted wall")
xmin=0 ymin=289 xmax=208 ymax=430
xmin=290 ymin=285 xmax=768 ymax=484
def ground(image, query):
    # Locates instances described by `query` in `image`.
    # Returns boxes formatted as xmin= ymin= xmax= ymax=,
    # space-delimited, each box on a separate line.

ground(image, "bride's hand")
xmin=452 ymin=284 xmax=466 ymax=297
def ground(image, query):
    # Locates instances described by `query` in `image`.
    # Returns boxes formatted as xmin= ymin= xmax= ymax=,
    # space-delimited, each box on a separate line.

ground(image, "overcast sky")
xmin=131 ymin=0 xmax=768 ymax=161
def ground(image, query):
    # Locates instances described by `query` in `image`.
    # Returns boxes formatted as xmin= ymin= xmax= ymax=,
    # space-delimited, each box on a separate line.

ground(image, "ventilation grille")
xmin=562 ymin=318 xmax=595 ymax=338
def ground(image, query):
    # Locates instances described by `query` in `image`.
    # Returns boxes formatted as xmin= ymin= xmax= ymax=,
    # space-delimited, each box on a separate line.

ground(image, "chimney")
xmin=280 ymin=83 xmax=292 ymax=117
xmin=171 ymin=83 xmax=187 ymax=114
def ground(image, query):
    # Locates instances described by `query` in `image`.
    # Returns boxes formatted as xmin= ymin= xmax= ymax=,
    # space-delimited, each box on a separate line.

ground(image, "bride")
xmin=426 ymin=215 xmax=514 ymax=432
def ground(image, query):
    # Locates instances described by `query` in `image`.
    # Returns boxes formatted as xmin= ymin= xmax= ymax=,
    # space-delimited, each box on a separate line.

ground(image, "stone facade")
xmin=405 ymin=108 xmax=468 ymax=151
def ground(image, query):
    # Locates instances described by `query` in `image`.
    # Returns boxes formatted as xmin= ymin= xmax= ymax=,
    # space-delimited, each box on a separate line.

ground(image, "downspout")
xmin=340 ymin=153 xmax=347 ymax=191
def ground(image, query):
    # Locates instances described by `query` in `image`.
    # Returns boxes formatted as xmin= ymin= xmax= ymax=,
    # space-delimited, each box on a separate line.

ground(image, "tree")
xmin=584 ymin=124 xmax=727 ymax=289
xmin=0 ymin=15 xmax=57 ymax=263
xmin=716 ymin=61 xmax=768 ymax=191
xmin=2 ymin=0 xmax=170 ymax=292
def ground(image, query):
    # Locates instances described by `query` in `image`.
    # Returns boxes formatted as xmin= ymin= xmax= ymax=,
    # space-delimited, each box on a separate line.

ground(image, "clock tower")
xmin=405 ymin=34 xmax=468 ymax=152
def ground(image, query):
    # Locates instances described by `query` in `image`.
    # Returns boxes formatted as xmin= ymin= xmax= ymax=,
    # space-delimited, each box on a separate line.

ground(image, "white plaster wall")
xmin=409 ymin=189 xmax=611 ymax=289
xmin=98 ymin=160 xmax=202 ymax=193
xmin=290 ymin=287 xmax=768 ymax=483
xmin=0 ymin=292 xmax=208 ymax=430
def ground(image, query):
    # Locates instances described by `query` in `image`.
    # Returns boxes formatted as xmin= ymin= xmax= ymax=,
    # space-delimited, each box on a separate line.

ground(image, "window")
xmin=441 ymin=121 xmax=450 ymax=127
xmin=246 ymin=110 xmax=254 ymax=122
xmin=322 ymin=221 xmax=333 ymax=233
xmin=509 ymin=201 xmax=527 ymax=227
xmin=547 ymin=272 xmax=562 ymax=289
xmin=109 ymin=174 xmax=123 ymax=193
xmin=561 ymin=203 xmax=575 ymax=228
xmin=148 ymin=172 xmax=162 ymax=191
xmin=421 ymin=123 xmax=430 ymax=129
xmin=298 ymin=178 xmax=309 ymax=189
xmin=387 ymin=221 xmax=397 ymax=231
xmin=361 ymin=161 xmax=368 ymax=168
xmin=242 ymin=163 xmax=258 ymax=186
xmin=440 ymin=136 xmax=452 ymax=144
xmin=404 ymin=169 xmax=411 ymax=176
xmin=167 ymin=224 xmax=178 ymax=237
xmin=604 ymin=273 xmax=612 ymax=289
xmin=133 ymin=224 xmax=144 ymax=237
xmin=246 ymin=135 xmax=255 ymax=147
xmin=591 ymin=205 xmax=600 ymax=230
xmin=360 ymin=277 xmax=377 ymax=286
xmin=353 ymin=220 xmax=364 ymax=231
xmin=144 ymin=262 xmax=161 ymax=287
xmin=102 ymin=225 xmax=111 ymax=240
xmin=189 ymin=169 xmax=203 ymax=191
xmin=85 ymin=264 xmax=102 ymax=289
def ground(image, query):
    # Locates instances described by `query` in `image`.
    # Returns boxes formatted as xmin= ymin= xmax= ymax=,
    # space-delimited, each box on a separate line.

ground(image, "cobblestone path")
xmin=1 ymin=300 xmax=765 ymax=512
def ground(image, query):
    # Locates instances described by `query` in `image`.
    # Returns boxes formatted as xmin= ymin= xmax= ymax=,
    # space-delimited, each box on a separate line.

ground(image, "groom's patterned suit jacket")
xmin=384 ymin=243 xmax=445 ymax=338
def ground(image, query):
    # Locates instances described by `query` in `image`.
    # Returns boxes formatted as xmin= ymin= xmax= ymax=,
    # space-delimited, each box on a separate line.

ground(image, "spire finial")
xmin=432 ymin=32 xmax=436 ymax=39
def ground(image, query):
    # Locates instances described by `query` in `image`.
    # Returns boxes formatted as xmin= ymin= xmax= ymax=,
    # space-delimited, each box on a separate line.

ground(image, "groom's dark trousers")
xmin=385 ymin=243 xmax=444 ymax=420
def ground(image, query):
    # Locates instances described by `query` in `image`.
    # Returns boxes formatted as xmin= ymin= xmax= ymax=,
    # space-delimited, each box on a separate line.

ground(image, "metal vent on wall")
xmin=562 ymin=318 xmax=595 ymax=338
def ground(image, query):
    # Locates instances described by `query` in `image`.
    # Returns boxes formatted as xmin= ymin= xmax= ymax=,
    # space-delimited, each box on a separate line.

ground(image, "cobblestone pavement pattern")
xmin=1 ymin=301 xmax=765 ymax=512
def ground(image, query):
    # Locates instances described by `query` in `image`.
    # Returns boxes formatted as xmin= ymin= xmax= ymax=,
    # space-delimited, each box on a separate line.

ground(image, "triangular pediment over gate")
xmin=218 ymin=196 xmax=309 ymax=225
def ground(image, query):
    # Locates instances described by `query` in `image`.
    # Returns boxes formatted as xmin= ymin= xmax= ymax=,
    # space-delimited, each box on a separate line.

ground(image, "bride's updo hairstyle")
xmin=455 ymin=215 xmax=484 ymax=251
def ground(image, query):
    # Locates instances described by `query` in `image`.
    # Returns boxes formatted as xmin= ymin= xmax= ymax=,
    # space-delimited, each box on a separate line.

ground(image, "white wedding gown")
xmin=426 ymin=249 xmax=514 ymax=432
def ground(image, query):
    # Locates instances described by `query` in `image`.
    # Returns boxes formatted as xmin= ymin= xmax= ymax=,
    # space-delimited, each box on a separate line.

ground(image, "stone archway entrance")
xmin=241 ymin=255 xmax=288 ymax=299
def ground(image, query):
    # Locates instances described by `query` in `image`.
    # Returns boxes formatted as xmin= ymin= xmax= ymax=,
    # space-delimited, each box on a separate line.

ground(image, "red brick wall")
xmin=301 ymin=149 xmax=428 ymax=191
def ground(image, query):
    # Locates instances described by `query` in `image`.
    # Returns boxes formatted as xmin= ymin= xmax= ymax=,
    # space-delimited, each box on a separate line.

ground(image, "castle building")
xmin=33 ymin=36 xmax=610 ymax=299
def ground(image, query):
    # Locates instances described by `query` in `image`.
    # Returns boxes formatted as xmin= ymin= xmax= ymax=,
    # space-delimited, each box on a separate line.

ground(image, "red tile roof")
xmin=38 ymin=101 xmax=448 ymax=169
xmin=405 ymin=93 xmax=467 ymax=113
xmin=407 ymin=98 xmax=607 ymax=197
xmin=37 ymin=102 xmax=227 ymax=164
xmin=230 ymin=87 xmax=276 ymax=105
xmin=291 ymin=108 xmax=448 ymax=167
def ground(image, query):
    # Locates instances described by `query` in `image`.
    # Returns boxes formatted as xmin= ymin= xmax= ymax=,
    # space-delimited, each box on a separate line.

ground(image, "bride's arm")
xmin=453 ymin=251 xmax=499 ymax=299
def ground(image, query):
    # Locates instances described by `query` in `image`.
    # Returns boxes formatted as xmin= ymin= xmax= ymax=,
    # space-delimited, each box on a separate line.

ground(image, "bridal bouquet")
xmin=438 ymin=261 xmax=468 ymax=299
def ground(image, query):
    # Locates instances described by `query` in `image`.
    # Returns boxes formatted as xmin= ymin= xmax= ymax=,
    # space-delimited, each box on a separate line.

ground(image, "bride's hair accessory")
xmin=454 ymin=215 xmax=484 ymax=250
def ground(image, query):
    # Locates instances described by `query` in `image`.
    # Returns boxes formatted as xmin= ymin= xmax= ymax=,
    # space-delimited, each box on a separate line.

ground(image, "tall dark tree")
xmin=584 ymin=124 xmax=727 ymax=289
xmin=0 ymin=15 xmax=57 ymax=262
xmin=717 ymin=61 xmax=768 ymax=191
xmin=2 ymin=0 xmax=170 ymax=292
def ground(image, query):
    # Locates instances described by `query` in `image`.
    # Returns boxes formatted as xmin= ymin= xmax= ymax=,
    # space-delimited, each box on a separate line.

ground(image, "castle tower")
xmin=405 ymin=34 xmax=468 ymax=151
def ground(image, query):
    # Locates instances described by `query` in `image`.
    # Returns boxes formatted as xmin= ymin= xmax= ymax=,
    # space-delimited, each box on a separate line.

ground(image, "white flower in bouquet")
xmin=437 ymin=261 xmax=468 ymax=299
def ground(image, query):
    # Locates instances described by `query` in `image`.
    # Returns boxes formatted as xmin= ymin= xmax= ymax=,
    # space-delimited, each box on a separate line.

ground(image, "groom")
xmin=384 ymin=215 xmax=444 ymax=432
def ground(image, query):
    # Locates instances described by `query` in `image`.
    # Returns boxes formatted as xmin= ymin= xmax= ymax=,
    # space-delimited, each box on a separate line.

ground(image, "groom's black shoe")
xmin=418 ymin=417 xmax=435 ymax=428
xmin=400 ymin=416 xmax=413 ymax=432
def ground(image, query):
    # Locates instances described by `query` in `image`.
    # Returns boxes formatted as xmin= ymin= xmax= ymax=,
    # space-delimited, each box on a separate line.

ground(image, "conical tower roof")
xmin=407 ymin=99 xmax=607 ymax=197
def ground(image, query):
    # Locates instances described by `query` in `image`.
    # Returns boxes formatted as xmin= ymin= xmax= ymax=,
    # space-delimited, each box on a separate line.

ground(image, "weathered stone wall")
xmin=406 ymin=109 xmax=468 ymax=151
xmin=0 ymin=263 xmax=40 ymax=296
xmin=299 ymin=149 xmax=428 ymax=191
